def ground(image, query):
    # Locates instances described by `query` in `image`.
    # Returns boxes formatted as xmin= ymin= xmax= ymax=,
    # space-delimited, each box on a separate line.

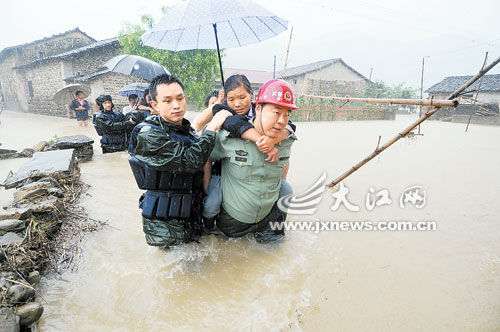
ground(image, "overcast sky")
xmin=2 ymin=0 xmax=499 ymax=91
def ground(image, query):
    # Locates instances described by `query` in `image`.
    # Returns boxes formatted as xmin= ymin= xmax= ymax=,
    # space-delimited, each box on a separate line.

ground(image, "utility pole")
xmin=418 ymin=56 xmax=429 ymax=134
xmin=369 ymin=67 xmax=373 ymax=81
xmin=282 ymin=27 xmax=294 ymax=79
xmin=273 ymin=55 xmax=276 ymax=79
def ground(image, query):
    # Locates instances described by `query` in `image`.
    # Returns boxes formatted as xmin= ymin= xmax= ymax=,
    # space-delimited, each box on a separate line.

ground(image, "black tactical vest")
xmin=129 ymin=123 xmax=204 ymax=221
xmin=95 ymin=110 xmax=129 ymax=152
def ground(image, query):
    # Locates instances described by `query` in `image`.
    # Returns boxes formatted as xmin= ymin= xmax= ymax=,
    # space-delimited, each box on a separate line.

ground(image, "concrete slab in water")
xmin=2 ymin=149 xmax=76 ymax=189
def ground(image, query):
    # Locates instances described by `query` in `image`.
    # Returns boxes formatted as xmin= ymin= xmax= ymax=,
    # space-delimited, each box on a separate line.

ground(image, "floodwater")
xmin=0 ymin=110 xmax=499 ymax=331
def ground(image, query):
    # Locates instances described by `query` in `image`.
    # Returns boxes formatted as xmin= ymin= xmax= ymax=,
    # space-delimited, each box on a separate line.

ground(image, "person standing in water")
xmin=208 ymin=79 xmax=298 ymax=242
xmin=193 ymin=75 xmax=296 ymax=231
xmin=70 ymin=90 xmax=91 ymax=127
xmin=129 ymin=74 xmax=231 ymax=247
xmin=93 ymin=94 xmax=135 ymax=153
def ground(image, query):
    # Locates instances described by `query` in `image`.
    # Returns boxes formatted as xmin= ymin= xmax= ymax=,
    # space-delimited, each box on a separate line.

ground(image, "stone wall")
xmin=0 ymin=55 xmax=22 ymax=110
xmin=9 ymin=42 xmax=123 ymax=117
xmin=15 ymin=31 xmax=94 ymax=65
xmin=304 ymin=78 xmax=370 ymax=96
xmin=285 ymin=62 xmax=370 ymax=96
xmin=17 ymin=61 xmax=67 ymax=117
xmin=0 ymin=31 xmax=95 ymax=112
xmin=432 ymin=103 xmax=499 ymax=120
xmin=69 ymin=44 xmax=122 ymax=79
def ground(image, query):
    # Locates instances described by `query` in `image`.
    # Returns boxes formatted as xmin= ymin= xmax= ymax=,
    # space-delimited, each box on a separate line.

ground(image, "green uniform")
xmin=210 ymin=120 xmax=295 ymax=228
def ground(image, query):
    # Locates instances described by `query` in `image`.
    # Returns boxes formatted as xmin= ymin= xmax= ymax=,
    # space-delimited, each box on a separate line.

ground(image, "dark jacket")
xmin=131 ymin=115 xmax=217 ymax=247
xmin=94 ymin=110 xmax=133 ymax=153
xmin=213 ymin=102 xmax=297 ymax=137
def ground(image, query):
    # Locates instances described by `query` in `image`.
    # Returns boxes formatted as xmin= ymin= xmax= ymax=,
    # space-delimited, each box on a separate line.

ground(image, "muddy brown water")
xmin=0 ymin=110 xmax=498 ymax=331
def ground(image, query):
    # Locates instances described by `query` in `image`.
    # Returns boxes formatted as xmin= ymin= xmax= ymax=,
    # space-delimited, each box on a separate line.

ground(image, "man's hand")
xmin=265 ymin=147 xmax=279 ymax=163
xmin=129 ymin=118 xmax=136 ymax=125
xmin=256 ymin=135 xmax=276 ymax=154
xmin=206 ymin=110 xmax=232 ymax=132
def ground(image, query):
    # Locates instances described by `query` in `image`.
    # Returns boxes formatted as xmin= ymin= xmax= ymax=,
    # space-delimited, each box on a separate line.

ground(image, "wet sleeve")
xmin=221 ymin=115 xmax=254 ymax=138
xmin=69 ymin=100 xmax=77 ymax=111
xmin=95 ymin=115 xmax=133 ymax=133
xmin=209 ymin=131 xmax=227 ymax=161
xmin=286 ymin=120 xmax=296 ymax=134
xmin=135 ymin=128 xmax=217 ymax=172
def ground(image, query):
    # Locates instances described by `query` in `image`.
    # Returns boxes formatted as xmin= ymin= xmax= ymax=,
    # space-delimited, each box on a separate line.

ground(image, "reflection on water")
xmin=1 ymin=111 xmax=499 ymax=331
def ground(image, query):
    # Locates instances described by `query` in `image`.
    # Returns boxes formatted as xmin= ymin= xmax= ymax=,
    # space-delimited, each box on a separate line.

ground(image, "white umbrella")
xmin=53 ymin=84 xmax=91 ymax=105
xmin=140 ymin=0 xmax=288 ymax=85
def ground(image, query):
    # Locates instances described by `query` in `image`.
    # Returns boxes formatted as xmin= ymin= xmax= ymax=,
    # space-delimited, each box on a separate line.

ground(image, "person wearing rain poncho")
xmin=93 ymin=94 xmax=136 ymax=153
xmin=128 ymin=74 xmax=231 ymax=247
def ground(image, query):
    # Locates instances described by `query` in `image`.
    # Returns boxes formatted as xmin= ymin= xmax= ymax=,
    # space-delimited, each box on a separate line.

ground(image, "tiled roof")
xmin=14 ymin=38 xmax=119 ymax=69
xmin=66 ymin=69 xmax=113 ymax=83
xmin=426 ymin=74 xmax=500 ymax=94
xmin=0 ymin=28 xmax=95 ymax=61
xmin=276 ymin=58 xmax=370 ymax=82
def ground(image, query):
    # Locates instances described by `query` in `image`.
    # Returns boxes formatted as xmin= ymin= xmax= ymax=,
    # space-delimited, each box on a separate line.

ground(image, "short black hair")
xmin=128 ymin=94 xmax=138 ymax=101
xmin=204 ymin=90 xmax=218 ymax=107
xmin=224 ymin=74 xmax=252 ymax=97
xmin=75 ymin=90 xmax=83 ymax=96
xmin=149 ymin=74 xmax=184 ymax=102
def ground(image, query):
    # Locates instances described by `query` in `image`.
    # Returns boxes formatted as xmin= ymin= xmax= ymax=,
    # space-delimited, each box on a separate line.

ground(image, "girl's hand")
xmin=256 ymin=135 xmax=275 ymax=154
xmin=265 ymin=147 xmax=279 ymax=163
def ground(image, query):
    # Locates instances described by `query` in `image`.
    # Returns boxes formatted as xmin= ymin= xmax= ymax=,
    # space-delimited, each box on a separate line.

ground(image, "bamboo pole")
xmin=465 ymin=52 xmax=488 ymax=132
xmin=282 ymin=27 xmax=293 ymax=80
xmin=327 ymin=55 xmax=500 ymax=189
xmin=299 ymin=95 xmax=458 ymax=108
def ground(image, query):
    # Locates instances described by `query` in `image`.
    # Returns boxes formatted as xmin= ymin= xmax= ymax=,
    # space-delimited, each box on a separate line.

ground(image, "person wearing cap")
xmin=128 ymin=74 xmax=232 ymax=247
xmin=94 ymin=94 xmax=136 ymax=153
xmin=70 ymin=90 xmax=91 ymax=127
xmin=208 ymin=79 xmax=298 ymax=242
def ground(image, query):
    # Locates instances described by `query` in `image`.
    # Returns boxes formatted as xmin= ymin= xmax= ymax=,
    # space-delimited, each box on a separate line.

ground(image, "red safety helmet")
xmin=255 ymin=79 xmax=298 ymax=110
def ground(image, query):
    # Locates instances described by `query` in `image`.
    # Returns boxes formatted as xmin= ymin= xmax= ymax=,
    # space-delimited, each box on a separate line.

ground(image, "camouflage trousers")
xmin=142 ymin=216 xmax=202 ymax=247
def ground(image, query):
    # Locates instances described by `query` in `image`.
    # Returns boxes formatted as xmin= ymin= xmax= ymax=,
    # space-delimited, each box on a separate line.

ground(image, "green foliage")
xmin=118 ymin=15 xmax=221 ymax=108
xmin=365 ymin=81 xmax=417 ymax=99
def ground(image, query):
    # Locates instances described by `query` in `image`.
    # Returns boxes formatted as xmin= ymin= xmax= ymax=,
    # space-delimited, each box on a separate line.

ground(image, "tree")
xmin=365 ymin=80 xmax=417 ymax=99
xmin=119 ymin=15 xmax=221 ymax=108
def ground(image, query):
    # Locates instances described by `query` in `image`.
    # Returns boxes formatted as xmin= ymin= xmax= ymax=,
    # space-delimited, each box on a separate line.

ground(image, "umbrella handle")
xmin=213 ymin=24 xmax=224 ymax=87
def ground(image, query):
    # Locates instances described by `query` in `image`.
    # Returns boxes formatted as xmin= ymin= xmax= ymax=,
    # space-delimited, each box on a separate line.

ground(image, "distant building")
xmin=0 ymin=28 xmax=147 ymax=117
xmin=425 ymin=74 xmax=500 ymax=111
xmin=277 ymin=58 xmax=371 ymax=96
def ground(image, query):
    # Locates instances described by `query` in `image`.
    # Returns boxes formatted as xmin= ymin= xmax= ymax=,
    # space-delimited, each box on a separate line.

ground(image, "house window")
xmin=27 ymin=81 xmax=34 ymax=98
